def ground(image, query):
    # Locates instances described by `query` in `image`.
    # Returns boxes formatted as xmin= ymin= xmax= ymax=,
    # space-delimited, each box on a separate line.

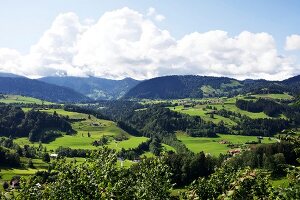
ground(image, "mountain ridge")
xmin=39 ymin=76 xmax=140 ymax=100
xmin=124 ymin=74 xmax=300 ymax=99
xmin=0 ymin=77 xmax=90 ymax=103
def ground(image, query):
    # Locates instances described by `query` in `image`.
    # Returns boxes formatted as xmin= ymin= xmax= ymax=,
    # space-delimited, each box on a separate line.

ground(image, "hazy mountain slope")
xmin=39 ymin=76 xmax=140 ymax=100
xmin=0 ymin=77 xmax=90 ymax=103
xmin=0 ymin=72 xmax=23 ymax=78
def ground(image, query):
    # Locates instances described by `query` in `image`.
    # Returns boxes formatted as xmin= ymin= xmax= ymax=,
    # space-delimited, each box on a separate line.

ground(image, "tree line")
xmin=0 ymin=105 xmax=74 ymax=142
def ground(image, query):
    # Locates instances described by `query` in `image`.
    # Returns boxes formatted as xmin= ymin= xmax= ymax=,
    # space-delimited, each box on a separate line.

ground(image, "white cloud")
xmin=0 ymin=48 xmax=23 ymax=75
xmin=155 ymin=14 xmax=165 ymax=22
xmin=147 ymin=7 xmax=165 ymax=22
xmin=0 ymin=7 xmax=299 ymax=80
xmin=147 ymin=7 xmax=156 ymax=16
xmin=285 ymin=34 xmax=300 ymax=51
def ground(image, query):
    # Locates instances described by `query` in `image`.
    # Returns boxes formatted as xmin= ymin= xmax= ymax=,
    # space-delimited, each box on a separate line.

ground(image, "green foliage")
xmin=236 ymin=98 xmax=284 ymax=117
xmin=164 ymin=151 xmax=217 ymax=187
xmin=42 ymin=153 xmax=50 ymax=163
xmin=0 ymin=105 xmax=74 ymax=142
xmin=184 ymin=167 xmax=273 ymax=200
xmin=27 ymin=159 xmax=34 ymax=168
xmin=2 ymin=181 xmax=9 ymax=190
xmin=0 ymin=146 xmax=20 ymax=167
xmin=15 ymin=148 xmax=173 ymax=199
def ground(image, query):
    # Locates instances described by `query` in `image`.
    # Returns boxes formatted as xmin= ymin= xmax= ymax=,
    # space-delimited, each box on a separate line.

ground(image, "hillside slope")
xmin=124 ymin=75 xmax=243 ymax=99
xmin=0 ymin=77 xmax=90 ymax=103
xmin=39 ymin=76 xmax=140 ymax=100
xmin=124 ymin=75 xmax=300 ymax=99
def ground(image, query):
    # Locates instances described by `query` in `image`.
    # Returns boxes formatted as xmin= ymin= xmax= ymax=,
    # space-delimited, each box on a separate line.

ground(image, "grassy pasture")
xmin=169 ymin=105 xmax=237 ymax=125
xmin=214 ymin=103 xmax=271 ymax=119
xmin=0 ymin=95 xmax=53 ymax=105
xmin=15 ymin=109 xmax=148 ymax=151
xmin=251 ymin=93 xmax=293 ymax=100
xmin=0 ymin=158 xmax=50 ymax=192
xmin=168 ymin=94 xmax=289 ymax=121
xmin=176 ymin=132 xmax=275 ymax=156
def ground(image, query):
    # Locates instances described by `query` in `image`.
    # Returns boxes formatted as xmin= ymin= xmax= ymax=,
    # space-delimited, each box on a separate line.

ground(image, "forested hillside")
xmin=124 ymin=75 xmax=242 ymax=99
xmin=0 ymin=105 xmax=74 ymax=142
xmin=0 ymin=77 xmax=90 ymax=102
xmin=124 ymin=75 xmax=300 ymax=99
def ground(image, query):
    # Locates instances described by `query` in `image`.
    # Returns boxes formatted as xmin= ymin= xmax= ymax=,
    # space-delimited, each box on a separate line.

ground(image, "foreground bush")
xmin=183 ymin=166 xmax=300 ymax=200
xmin=8 ymin=148 xmax=172 ymax=200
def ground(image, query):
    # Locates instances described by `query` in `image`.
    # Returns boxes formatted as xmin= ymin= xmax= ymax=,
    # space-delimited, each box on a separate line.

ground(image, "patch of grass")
xmin=162 ymin=144 xmax=176 ymax=152
xmin=252 ymin=93 xmax=294 ymax=100
xmin=166 ymin=94 xmax=288 ymax=120
xmin=171 ymin=188 xmax=186 ymax=198
xmin=0 ymin=95 xmax=53 ymax=105
xmin=271 ymin=177 xmax=290 ymax=188
xmin=214 ymin=103 xmax=271 ymax=119
xmin=169 ymin=105 xmax=237 ymax=125
xmin=140 ymin=152 xmax=155 ymax=158
xmin=176 ymin=132 xmax=275 ymax=156
xmin=107 ymin=137 xmax=149 ymax=150
xmin=15 ymin=109 xmax=148 ymax=151
xmin=0 ymin=158 xmax=49 ymax=188
xmin=117 ymin=160 xmax=136 ymax=168
xmin=0 ymin=168 xmax=38 ymax=181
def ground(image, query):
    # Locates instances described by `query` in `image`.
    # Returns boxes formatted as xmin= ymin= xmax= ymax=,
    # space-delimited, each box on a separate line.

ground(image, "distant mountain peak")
xmin=0 ymin=72 xmax=23 ymax=78
xmin=0 ymin=77 xmax=90 ymax=103
xmin=39 ymin=76 xmax=140 ymax=100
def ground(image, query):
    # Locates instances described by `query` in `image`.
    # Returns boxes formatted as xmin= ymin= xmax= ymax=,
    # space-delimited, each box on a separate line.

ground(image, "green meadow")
xmin=0 ymin=95 xmax=53 ymax=105
xmin=251 ymin=93 xmax=293 ymax=100
xmin=176 ymin=132 xmax=275 ymax=156
xmin=168 ymin=95 xmax=288 ymax=123
xmin=15 ymin=108 xmax=149 ymax=151
xmin=169 ymin=105 xmax=237 ymax=125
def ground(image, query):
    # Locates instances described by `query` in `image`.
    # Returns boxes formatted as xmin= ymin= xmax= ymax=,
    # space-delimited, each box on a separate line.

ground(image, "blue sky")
xmin=0 ymin=0 xmax=300 ymax=80
xmin=1 ymin=0 xmax=299 ymax=52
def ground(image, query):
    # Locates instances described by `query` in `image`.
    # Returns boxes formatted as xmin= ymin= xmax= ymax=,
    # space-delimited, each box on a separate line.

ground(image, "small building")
xmin=50 ymin=153 xmax=58 ymax=158
xmin=228 ymin=149 xmax=241 ymax=156
xmin=219 ymin=140 xmax=229 ymax=144
xmin=10 ymin=177 xmax=20 ymax=189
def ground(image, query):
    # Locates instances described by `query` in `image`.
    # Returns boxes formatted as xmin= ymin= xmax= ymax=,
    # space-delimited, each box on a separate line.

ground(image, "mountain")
xmin=0 ymin=72 xmax=23 ymax=78
xmin=39 ymin=76 xmax=140 ymax=100
xmin=281 ymin=75 xmax=300 ymax=95
xmin=124 ymin=75 xmax=244 ymax=99
xmin=0 ymin=77 xmax=90 ymax=103
xmin=124 ymin=75 xmax=300 ymax=99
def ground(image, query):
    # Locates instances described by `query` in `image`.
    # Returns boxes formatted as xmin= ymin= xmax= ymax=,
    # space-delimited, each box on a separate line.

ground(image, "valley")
xmin=0 ymin=75 xmax=299 ymax=199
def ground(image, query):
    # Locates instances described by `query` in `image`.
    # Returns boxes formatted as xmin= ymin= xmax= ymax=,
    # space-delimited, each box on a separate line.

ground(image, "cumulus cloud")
xmin=285 ymin=34 xmax=300 ymax=51
xmin=0 ymin=7 xmax=299 ymax=80
xmin=147 ymin=7 xmax=165 ymax=22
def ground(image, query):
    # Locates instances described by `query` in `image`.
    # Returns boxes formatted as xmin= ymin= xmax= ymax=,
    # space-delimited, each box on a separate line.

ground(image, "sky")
xmin=0 ymin=0 xmax=300 ymax=80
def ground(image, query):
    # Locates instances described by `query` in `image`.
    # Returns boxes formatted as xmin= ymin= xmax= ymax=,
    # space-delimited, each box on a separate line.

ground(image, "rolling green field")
xmin=0 ymin=95 xmax=53 ymax=105
xmin=169 ymin=105 xmax=237 ymax=125
xmin=15 ymin=109 xmax=148 ymax=151
xmin=251 ymin=93 xmax=294 ymax=100
xmin=1 ymin=107 xmax=175 ymax=186
xmin=176 ymin=132 xmax=275 ymax=156
xmin=0 ymin=158 xmax=50 ymax=192
xmin=167 ymin=94 xmax=289 ymax=123
xmin=1 ymin=94 xmax=294 ymax=193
